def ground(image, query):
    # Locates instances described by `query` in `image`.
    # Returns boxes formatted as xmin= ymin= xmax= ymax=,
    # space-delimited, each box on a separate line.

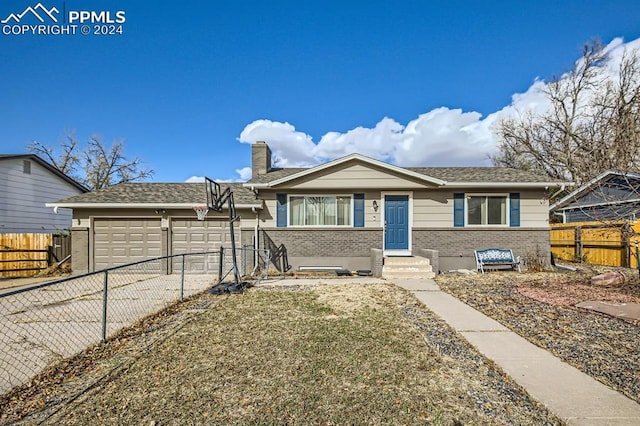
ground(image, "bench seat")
xmin=474 ymin=248 xmax=521 ymax=274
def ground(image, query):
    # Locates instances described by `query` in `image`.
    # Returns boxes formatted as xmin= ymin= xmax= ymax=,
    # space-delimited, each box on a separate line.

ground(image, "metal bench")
xmin=474 ymin=248 xmax=521 ymax=274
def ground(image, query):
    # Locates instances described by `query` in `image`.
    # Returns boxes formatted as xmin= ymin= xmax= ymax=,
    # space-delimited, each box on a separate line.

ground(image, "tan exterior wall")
xmin=281 ymin=163 xmax=435 ymax=190
xmin=520 ymin=191 xmax=550 ymax=227
xmin=258 ymin=188 xmax=550 ymax=229
xmin=413 ymin=191 xmax=451 ymax=227
xmin=414 ymin=189 xmax=549 ymax=228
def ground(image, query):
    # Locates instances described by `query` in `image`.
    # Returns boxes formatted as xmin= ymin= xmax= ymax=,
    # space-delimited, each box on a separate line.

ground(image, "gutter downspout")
xmin=549 ymin=183 xmax=567 ymax=201
xmin=251 ymin=206 xmax=260 ymax=272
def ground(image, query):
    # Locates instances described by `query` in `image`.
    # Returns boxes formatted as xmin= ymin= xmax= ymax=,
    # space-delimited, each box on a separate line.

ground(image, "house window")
xmin=23 ymin=160 xmax=31 ymax=174
xmin=289 ymin=195 xmax=352 ymax=226
xmin=467 ymin=195 xmax=507 ymax=225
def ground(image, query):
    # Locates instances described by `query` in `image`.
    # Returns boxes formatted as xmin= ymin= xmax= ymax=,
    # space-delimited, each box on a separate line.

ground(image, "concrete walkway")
xmin=394 ymin=278 xmax=640 ymax=426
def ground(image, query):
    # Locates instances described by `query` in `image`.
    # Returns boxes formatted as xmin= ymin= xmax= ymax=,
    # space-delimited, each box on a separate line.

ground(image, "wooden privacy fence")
xmin=550 ymin=221 xmax=640 ymax=268
xmin=0 ymin=233 xmax=71 ymax=278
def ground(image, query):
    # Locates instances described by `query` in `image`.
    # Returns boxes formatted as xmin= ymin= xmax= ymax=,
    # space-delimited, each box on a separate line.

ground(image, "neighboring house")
xmin=0 ymin=154 xmax=87 ymax=233
xmin=550 ymin=170 xmax=640 ymax=223
xmin=50 ymin=142 xmax=568 ymax=275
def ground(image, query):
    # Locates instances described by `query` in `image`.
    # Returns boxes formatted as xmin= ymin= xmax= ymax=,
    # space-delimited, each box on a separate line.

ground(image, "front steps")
xmin=382 ymin=256 xmax=435 ymax=279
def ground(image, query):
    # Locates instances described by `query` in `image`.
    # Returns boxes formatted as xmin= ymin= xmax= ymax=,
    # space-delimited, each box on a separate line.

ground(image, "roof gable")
xmin=246 ymin=154 xmax=446 ymax=188
xmin=550 ymin=170 xmax=640 ymax=211
xmin=291 ymin=162 xmax=447 ymax=190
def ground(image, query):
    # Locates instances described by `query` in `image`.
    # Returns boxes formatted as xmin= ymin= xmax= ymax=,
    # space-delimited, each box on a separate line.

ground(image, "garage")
xmin=93 ymin=218 xmax=162 ymax=270
xmin=171 ymin=218 xmax=230 ymax=273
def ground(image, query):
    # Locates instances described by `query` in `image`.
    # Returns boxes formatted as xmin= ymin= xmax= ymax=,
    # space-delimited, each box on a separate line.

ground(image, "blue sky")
xmin=1 ymin=0 xmax=639 ymax=182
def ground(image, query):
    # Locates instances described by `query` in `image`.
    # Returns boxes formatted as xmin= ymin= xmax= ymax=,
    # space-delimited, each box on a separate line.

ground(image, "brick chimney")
xmin=251 ymin=141 xmax=272 ymax=176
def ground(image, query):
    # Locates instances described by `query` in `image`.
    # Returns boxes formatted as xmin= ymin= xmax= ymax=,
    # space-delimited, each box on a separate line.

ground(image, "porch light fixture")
xmin=372 ymin=200 xmax=378 ymax=212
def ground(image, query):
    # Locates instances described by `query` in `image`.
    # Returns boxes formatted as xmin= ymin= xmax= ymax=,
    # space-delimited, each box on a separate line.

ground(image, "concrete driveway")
xmin=0 ymin=273 xmax=214 ymax=395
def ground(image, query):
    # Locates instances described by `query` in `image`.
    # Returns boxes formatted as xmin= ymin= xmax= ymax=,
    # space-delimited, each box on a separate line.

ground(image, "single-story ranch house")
xmin=50 ymin=141 xmax=569 ymax=276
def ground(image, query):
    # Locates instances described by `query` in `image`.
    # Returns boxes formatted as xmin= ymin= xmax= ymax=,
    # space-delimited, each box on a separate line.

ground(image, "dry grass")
xmin=1 ymin=282 xmax=560 ymax=425
xmin=436 ymin=268 xmax=640 ymax=404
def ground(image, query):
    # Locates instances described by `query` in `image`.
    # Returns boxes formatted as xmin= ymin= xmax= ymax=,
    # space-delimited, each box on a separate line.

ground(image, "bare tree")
xmin=492 ymin=40 xmax=640 ymax=192
xmin=28 ymin=133 xmax=154 ymax=190
xmin=28 ymin=132 xmax=81 ymax=177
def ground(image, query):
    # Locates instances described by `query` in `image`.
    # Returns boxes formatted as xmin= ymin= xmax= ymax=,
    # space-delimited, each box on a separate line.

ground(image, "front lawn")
xmin=1 ymin=282 xmax=559 ymax=425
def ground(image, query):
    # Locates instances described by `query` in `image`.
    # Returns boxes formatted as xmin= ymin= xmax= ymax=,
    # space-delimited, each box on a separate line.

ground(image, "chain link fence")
xmin=218 ymin=246 xmax=272 ymax=282
xmin=0 ymin=251 xmax=231 ymax=396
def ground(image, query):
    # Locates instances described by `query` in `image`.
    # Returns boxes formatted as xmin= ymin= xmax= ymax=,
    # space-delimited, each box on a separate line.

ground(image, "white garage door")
xmin=171 ymin=219 xmax=229 ymax=273
xmin=94 ymin=219 xmax=162 ymax=270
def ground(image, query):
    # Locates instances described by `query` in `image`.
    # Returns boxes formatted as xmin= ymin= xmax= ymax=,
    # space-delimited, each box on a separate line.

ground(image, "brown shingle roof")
xmin=247 ymin=166 xmax=558 ymax=185
xmin=53 ymin=182 xmax=258 ymax=205
xmin=246 ymin=168 xmax=305 ymax=184
xmin=406 ymin=167 xmax=556 ymax=183
xmin=53 ymin=165 xmax=561 ymax=207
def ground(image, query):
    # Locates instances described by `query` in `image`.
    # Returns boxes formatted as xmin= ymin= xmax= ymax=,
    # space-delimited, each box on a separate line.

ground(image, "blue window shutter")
xmin=354 ymin=193 xmax=365 ymax=227
xmin=276 ymin=194 xmax=287 ymax=227
xmin=453 ymin=193 xmax=465 ymax=227
xmin=510 ymin=193 xmax=520 ymax=227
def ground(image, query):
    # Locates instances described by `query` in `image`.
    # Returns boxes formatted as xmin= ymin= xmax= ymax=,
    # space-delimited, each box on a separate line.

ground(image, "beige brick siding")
xmin=261 ymin=228 xmax=382 ymax=257
xmin=413 ymin=228 xmax=550 ymax=272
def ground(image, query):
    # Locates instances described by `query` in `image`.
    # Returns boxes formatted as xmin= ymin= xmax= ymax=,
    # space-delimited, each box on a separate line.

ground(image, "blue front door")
xmin=384 ymin=195 xmax=409 ymax=250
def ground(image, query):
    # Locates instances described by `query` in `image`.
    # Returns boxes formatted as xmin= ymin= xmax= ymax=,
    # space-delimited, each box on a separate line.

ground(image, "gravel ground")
xmin=435 ymin=268 xmax=640 ymax=404
xmin=399 ymin=300 xmax=556 ymax=422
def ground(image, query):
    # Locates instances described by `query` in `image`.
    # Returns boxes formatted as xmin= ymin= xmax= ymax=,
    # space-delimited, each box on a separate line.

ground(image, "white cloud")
xmin=239 ymin=109 xmax=498 ymax=168
xmin=236 ymin=167 xmax=252 ymax=180
xmin=236 ymin=37 xmax=639 ymax=171
xmin=238 ymin=119 xmax=317 ymax=167
xmin=315 ymin=117 xmax=403 ymax=162
xmin=184 ymin=169 xmax=250 ymax=183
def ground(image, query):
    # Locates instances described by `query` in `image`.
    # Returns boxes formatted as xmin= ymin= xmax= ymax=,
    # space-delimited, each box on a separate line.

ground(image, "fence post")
xmin=46 ymin=245 xmax=53 ymax=266
xmin=575 ymin=226 xmax=583 ymax=262
xmin=180 ymin=254 xmax=185 ymax=301
xmin=101 ymin=270 xmax=109 ymax=343
xmin=635 ymin=240 xmax=640 ymax=279
xmin=242 ymin=246 xmax=247 ymax=276
xmin=218 ymin=246 xmax=224 ymax=283
xmin=624 ymin=232 xmax=630 ymax=268
xmin=265 ymin=249 xmax=270 ymax=279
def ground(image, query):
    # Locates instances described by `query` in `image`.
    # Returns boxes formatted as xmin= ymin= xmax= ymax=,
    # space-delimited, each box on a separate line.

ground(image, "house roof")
xmin=406 ymin=167 xmax=560 ymax=184
xmin=550 ymin=170 xmax=640 ymax=212
xmin=0 ymin=154 xmax=88 ymax=192
xmin=246 ymin=154 xmax=567 ymax=189
xmin=48 ymin=182 xmax=261 ymax=209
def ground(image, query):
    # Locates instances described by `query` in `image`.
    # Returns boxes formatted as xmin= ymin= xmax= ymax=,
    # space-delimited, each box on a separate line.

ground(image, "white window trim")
xmin=465 ymin=193 xmax=510 ymax=227
xmin=287 ymin=194 xmax=354 ymax=228
xmin=381 ymin=191 xmax=413 ymax=256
